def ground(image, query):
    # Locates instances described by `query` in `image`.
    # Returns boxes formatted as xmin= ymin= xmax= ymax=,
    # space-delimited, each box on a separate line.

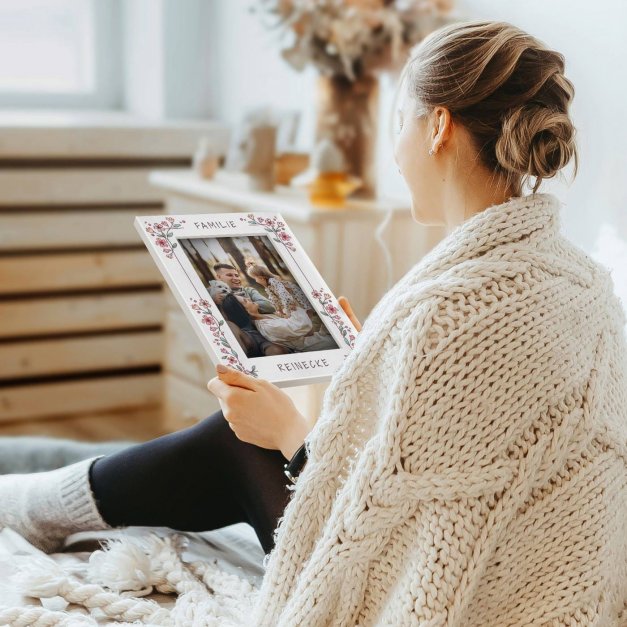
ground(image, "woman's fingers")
xmin=215 ymin=365 xmax=259 ymax=390
xmin=207 ymin=370 xmax=257 ymax=402
xmin=207 ymin=376 xmax=237 ymax=400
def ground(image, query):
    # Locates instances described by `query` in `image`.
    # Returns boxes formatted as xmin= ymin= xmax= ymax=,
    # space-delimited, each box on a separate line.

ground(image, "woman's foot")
xmin=0 ymin=456 xmax=113 ymax=553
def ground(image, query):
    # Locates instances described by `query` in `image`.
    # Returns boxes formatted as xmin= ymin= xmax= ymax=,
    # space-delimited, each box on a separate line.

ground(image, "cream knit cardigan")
xmin=7 ymin=192 xmax=626 ymax=626
xmin=253 ymin=192 xmax=627 ymax=626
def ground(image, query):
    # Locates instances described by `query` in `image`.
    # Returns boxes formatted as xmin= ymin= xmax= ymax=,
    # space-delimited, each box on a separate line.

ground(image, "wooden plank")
xmin=163 ymin=372 xmax=219 ymax=432
xmin=0 ymin=405 xmax=167 ymax=441
xmin=164 ymin=191 xmax=237 ymax=215
xmin=0 ymin=168 xmax=164 ymax=205
xmin=164 ymin=309 xmax=215 ymax=386
xmin=0 ymin=111 xmax=229 ymax=159
xmin=0 ymin=373 xmax=162 ymax=423
xmin=0 ymin=331 xmax=163 ymax=379
xmin=0 ymin=209 xmax=161 ymax=251
xmin=0 ymin=291 xmax=164 ymax=338
xmin=0 ymin=250 xmax=161 ymax=294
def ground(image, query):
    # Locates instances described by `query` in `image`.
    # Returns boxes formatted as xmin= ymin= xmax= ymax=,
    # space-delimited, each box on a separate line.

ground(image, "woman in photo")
xmin=1 ymin=20 xmax=625 ymax=626
xmin=235 ymin=294 xmax=337 ymax=352
xmin=245 ymin=261 xmax=315 ymax=319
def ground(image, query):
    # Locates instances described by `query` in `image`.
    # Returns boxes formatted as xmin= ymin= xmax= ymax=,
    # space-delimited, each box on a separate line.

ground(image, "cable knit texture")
xmin=5 ymin=192 xmax=626 ymax=626
xmin=253 ymin=192 xmax=627 ymax=626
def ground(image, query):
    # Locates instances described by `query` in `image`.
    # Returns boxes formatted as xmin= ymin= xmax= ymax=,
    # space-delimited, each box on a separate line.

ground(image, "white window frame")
xmin=0 ymin=0 xmax=122 ymax=109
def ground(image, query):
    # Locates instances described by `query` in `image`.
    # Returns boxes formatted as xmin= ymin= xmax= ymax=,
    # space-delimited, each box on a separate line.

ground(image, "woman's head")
xmin=246 ymin=263 xmax=275 ymax=287
xmin=235 ymin=295 xmax=260 ymax=317
xmin=221 ymin=292 xmax=253 ymax=328
xmin=393 ymin=20 xmax=578 ymax=226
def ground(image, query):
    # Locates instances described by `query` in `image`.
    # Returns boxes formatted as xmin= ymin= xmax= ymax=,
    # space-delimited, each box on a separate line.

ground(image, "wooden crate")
xmin=0 ymin=113 xmax=230 ymax=439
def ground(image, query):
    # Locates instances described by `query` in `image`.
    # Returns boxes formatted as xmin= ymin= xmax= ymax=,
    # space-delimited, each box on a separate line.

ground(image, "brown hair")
xmin=245 ymin=262 xmax=276 ymax=282
xmin=393 ymin=20 xmax=579 ymax=195
xmin=213 ymin=263 xmax=236 ymax=273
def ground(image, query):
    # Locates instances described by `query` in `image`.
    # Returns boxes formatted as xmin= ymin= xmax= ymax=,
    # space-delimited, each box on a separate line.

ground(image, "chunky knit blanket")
xmin=7 ymin=192 xmax=627 ymax=626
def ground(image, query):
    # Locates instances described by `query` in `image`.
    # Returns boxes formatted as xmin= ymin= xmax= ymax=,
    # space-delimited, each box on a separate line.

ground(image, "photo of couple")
xmin=179 ymin=235 xmax=339 ymax=358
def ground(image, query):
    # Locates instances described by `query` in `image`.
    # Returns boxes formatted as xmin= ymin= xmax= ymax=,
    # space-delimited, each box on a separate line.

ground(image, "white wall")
xmin=122 ymin=0 xmax=214 ymax=119
xmin=207 ymin=0 xmax=317 ymax=151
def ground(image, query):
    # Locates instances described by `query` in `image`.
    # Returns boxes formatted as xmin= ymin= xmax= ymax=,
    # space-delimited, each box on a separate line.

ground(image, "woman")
xmin=1 ymin=20 xmax=625 ymax=626
xmin=235 ymin=294 xmax=338 ymax=352
xmin=245 ymin=261 xmax=314 ymax=319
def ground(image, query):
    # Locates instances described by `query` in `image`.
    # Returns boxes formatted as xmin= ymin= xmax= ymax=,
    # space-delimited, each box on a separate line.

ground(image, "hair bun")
xmin=496 ymin=102 xmax=577 ymax=180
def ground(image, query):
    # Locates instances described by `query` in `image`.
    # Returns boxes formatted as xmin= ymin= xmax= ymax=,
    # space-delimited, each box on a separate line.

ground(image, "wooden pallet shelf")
xmin=0 ymin=112 xmax=230 ymax=439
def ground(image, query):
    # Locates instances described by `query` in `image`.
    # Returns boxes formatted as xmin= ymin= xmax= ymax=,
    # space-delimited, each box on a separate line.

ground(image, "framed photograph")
xmin=134 ymin=211 xmax=359 ymax=387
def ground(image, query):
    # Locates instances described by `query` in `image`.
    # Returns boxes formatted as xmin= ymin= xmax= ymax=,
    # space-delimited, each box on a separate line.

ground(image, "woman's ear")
xmin=431 ymin=106 xmax=453 ymax=148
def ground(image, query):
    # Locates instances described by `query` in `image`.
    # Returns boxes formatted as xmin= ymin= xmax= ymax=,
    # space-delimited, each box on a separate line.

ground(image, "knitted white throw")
xmin=7 ymin=192 xmax=627 ymax=626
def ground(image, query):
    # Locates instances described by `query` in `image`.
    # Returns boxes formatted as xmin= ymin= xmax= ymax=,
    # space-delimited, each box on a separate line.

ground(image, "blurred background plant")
xmin=252 ymin=0 xmax=454 ymax=81
xmin=251 ymin=0 xmax=456 ymax=198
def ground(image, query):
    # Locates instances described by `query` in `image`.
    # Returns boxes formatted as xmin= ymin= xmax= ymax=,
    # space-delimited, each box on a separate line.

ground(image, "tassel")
xmin=88 ymin=535 xmax=154 ymax=594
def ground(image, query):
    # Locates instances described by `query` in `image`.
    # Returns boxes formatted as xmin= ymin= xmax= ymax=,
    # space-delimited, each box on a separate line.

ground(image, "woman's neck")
xmin=442 ymin=178 xmax=518 ymax=236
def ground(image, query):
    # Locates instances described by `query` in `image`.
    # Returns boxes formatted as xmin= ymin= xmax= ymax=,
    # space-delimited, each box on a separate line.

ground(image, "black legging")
xmin=89 ymin=409 xmax=293 ymax=555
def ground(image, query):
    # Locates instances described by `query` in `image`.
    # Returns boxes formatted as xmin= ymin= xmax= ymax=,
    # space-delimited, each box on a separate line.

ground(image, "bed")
xmin=0 ymin=521 xmax=266 ymax=624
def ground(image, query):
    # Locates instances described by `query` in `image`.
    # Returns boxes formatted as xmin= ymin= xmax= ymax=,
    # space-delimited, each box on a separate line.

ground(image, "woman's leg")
xmin=90 ymin=409 xmax=293 ymax=554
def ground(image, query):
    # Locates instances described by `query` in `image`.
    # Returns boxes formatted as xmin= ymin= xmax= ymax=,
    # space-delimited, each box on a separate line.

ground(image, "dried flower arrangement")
xmin=251 ymin=0 xmax=455 ymax=81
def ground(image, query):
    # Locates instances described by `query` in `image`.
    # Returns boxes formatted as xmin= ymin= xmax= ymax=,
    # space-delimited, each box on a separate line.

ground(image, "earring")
xmin=429 ymin=148 xmax=434 ymax=156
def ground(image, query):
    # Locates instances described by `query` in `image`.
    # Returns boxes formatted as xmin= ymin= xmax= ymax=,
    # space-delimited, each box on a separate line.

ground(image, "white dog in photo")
xmin=208 ymin=280 xmax=232 ymax=302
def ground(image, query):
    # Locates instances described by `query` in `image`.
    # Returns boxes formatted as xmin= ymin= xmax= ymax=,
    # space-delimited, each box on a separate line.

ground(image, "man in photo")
xmin=211 ymin=264 xmax=276 ymax=313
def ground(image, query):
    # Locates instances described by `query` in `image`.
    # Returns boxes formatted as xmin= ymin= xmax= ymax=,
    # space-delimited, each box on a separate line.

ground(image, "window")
xmin=0 ymin=0 xmax=121 ymax=109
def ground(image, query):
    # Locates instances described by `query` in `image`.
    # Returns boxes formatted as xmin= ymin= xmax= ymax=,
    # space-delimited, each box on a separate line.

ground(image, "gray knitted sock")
xmin=0 ymin=455 xmax=113 ymax=553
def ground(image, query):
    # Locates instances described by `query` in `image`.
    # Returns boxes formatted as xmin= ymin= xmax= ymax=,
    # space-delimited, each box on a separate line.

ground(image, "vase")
xmin=314 ymin=73 xmax=379 ymax=199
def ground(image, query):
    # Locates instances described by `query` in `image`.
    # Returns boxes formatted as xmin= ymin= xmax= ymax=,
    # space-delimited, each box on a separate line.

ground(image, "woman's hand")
xmin=207 ymin=365 xmax=314 ymax=461
xmin=338 ymin=295 xmax=362 ymax=332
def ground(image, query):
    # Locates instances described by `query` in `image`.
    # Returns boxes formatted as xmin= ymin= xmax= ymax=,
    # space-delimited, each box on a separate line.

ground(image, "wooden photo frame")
xmin=135 ymin=212 xmax=359 ymax=387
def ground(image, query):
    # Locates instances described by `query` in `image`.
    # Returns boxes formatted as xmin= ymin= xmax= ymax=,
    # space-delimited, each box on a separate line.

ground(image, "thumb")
xmin=216 ymin=364 xmax=257 ymax=390
xmin=338 ymin=295 xmax=353 ymax=316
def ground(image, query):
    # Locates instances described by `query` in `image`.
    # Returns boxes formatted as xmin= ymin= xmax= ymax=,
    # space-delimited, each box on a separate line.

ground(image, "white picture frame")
xmin=134 ymin=211 xmax=359 ymax=387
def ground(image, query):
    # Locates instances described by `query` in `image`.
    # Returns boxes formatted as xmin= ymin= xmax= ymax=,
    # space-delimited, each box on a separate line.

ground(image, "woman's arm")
xmin=246 ymin=286 xmax=277 ymax=314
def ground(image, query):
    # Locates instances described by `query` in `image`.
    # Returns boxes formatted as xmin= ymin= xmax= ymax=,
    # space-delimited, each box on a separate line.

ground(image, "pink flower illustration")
xmin=190 ymin=298 xmax=258 ymax=377
xmin=144 ymin=218 xmax=185 ymax=260
xmin=311 ymin=288 xmax=355 ymax=348
xmin=239 ymin=214 xmax=297 ymax=252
